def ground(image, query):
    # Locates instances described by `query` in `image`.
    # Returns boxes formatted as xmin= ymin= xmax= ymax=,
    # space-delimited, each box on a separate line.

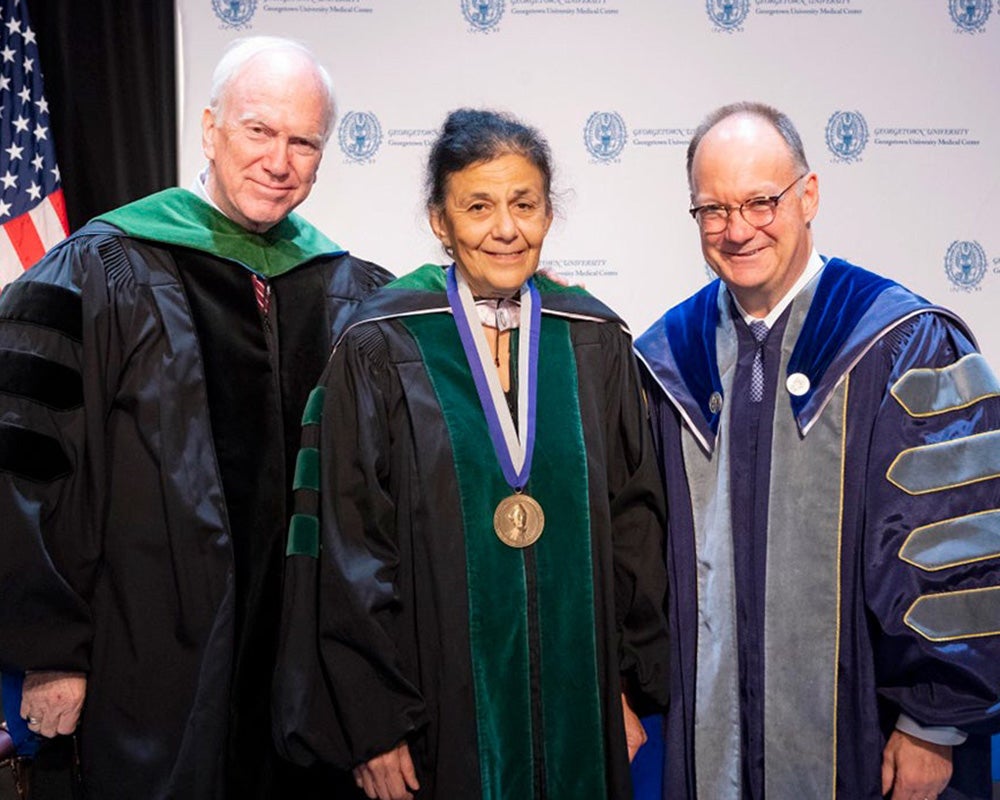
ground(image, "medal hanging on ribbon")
xmin=446 ymin=265 xmax=545 ymax=548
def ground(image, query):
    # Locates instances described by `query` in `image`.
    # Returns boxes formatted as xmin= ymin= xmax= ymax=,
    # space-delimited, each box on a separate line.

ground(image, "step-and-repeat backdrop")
xmin=176 ymin=0 xmax=1000 ymax=364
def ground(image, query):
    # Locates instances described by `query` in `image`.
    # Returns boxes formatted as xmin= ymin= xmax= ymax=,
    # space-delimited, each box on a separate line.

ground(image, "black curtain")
xmin=31 ymin=0 xmax=177 ymax=231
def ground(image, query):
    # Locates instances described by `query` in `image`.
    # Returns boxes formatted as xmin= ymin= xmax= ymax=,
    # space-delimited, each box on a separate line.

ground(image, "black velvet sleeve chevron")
xmin=0 ymin=234 xmax=121 ymax=673
xmin=0 ymin=279 xmax=83 ymax=480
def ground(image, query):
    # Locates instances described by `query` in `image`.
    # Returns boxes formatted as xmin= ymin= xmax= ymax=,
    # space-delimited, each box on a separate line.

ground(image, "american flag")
xmin=0 ymin=0 xmax=68 ymax=288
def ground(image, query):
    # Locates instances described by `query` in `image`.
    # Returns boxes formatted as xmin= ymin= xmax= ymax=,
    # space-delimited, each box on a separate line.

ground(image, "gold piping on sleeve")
xmin=890 ymin=353 xmax=1000 ymax=418
xmin=886 ymin=430 xmax=1000 ymax=495
xmin=898 ymin=509 xmax=1000 ymax=572
xmin=903 ymin=585 xmax=1000 ymax=642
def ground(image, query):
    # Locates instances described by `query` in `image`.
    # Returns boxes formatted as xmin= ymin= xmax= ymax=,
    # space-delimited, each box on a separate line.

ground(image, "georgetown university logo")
xmin=825 ymin=110 xmax=868 ymax=162
xmin=462 ymin=0 xmax=504 ymax=31
xmin=212 ymin=0 xmax=256 ymax=28
xmin=584 ymin=112 xmax=626 ymax=162
xmin=706 ymin=0 xmax=749 ymax=32
xmin=949 ymin=0 xmax=992 ymax=32
xmin=944 ymin=240 xmax=988 ymax=289
xmin=338 ymin=111 xmax=383 ymax=163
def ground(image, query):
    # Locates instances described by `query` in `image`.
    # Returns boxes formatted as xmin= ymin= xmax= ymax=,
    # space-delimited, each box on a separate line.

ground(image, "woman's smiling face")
xmin=429 ymin=152 xmax=553 ymax=298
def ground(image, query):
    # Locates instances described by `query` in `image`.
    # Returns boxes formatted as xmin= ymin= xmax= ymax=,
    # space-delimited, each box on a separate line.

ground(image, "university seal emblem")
xmin=338 ymin=111 xmax=383 ymax=163
xmin=212 ymin=0 xmax=256 ymax=28
xmin=584 ymin=111 xmax=626 ymax=162
xmin=825 ymin=110 xmax=868 ymax=163
xmin=949 ymin=0 xmax=992 ymax=32
xmin=462 ymin=0 xmax=504 ymax=31
xmin=706 ymin=0 xmax=749 ymax=31
xmin=945 ymin=240 xmax=988 ymax=289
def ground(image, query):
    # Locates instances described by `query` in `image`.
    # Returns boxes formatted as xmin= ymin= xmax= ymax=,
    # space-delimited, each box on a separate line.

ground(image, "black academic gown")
xmin=275 ymin=267 xmax=671 ymax=800
xmin=0 ymin=192 xmax=393 ymax=799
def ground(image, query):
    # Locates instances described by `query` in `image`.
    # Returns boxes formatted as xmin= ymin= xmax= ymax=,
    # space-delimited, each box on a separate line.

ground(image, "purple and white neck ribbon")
xmin=446 ymin=265 xmax=541 ymax=491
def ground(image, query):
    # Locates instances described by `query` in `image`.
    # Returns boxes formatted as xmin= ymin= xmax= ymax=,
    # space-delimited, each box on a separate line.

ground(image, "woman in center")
xmin=278 ymin=109 xmax=669 ymax=800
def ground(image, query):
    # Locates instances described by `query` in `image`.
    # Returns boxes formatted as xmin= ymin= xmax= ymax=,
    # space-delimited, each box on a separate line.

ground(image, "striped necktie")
xmin=252 ymin=274 xmax=271 ymax=316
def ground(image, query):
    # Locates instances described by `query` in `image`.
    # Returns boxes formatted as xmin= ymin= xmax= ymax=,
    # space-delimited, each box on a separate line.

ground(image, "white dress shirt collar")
xmin=191 ymin=168 xmax=224 ymax=216
xmin=731 ymin=248 xmax=825 ymax=328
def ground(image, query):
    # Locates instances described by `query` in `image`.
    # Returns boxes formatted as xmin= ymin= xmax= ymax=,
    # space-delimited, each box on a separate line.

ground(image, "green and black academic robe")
xmin=274 ymin=264 xmax=670 ymax=799
xmin=0 ymin=189 xmax=392 ymax=799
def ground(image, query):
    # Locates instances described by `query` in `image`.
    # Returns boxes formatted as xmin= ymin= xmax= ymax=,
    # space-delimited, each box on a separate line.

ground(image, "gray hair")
xmin=686 ymin=101 xmax=810 ymax=191
xmin=208 ymin=36 xmax=336 ymax=141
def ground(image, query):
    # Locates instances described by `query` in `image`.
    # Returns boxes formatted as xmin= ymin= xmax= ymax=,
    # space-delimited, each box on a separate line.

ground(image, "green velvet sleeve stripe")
xmin=301 ymin=386 xmax=326 ymax=426
xmin=293 ymin=447 xmax=320 ymax=492
xmin=286 ymin=513 xmax=320 ymax=558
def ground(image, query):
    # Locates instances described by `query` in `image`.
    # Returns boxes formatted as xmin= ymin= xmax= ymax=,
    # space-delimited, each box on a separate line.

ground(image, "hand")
xmin=353 ymin=741 xmax=420 ymax=800
xmin=20 ymin=671 xmax=87 ymax=738
xmin=881 ymin=729 xmax=952 ymax=800
xmin=536 ymin=267 xmax=584 ymax=289
xmin=621 ymin=693 xmax=647 ymax=763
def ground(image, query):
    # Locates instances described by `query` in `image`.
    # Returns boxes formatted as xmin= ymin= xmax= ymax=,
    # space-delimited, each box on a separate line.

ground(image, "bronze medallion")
xmin=493 ymin=493 xmax=545 ymax=548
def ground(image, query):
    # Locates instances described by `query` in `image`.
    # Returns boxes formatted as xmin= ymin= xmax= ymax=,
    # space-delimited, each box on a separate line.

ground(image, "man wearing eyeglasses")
xmin=635 ymin=102 xmax=1000 ymax=800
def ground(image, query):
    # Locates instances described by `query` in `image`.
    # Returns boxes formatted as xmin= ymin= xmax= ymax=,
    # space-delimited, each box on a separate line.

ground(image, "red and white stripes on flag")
xmin=0 ymin=0 xmax=69 ymax=288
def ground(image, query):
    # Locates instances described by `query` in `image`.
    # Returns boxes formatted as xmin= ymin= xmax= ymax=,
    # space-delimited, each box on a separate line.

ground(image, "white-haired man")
xmin=0 ymin=37 xmax=391 ymax=798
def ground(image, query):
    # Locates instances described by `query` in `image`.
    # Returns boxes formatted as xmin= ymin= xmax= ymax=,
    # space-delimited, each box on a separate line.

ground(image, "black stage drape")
xmin=32 ymin=0 xmax=176 ymax=231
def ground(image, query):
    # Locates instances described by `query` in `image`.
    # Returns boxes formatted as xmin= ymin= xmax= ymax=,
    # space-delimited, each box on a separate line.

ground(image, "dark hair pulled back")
xmin=425 ymin=108 xmax=553 ymax=211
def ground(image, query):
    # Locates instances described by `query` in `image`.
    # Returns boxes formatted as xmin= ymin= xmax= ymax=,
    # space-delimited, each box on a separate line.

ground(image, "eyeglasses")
xmin=689 ymin=173 xmax=808 ymax=234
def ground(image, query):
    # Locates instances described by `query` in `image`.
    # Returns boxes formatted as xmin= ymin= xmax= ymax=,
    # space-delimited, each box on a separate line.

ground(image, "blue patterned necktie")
xmin=749 ymin=319 xmax=769 ymax=403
